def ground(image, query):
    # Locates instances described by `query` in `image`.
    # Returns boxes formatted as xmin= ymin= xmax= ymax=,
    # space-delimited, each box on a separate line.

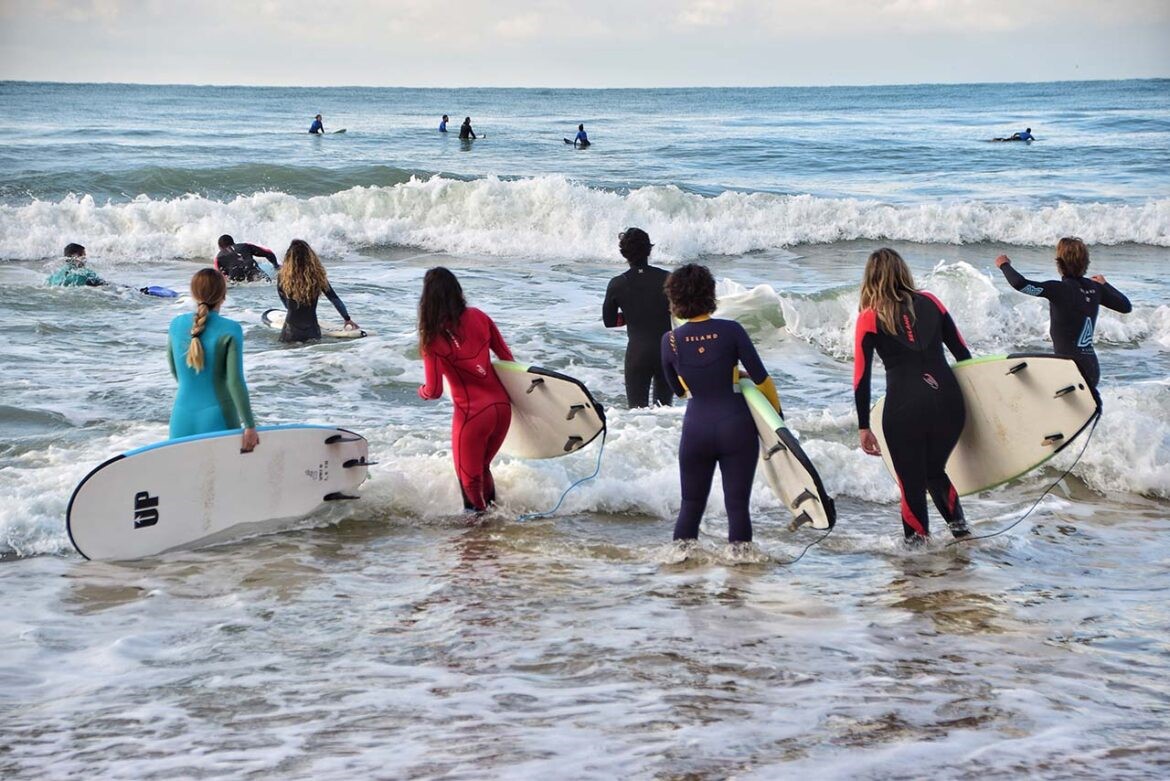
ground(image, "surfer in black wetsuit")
xmin=276 ymin=239 xmax=358 ymax=342
xmin=995 ymin=237 xmax=1132 ymax=405
xmin=603 ymin=228 xmax=673 ymax=407
xmin=854 ymin=248 xmax=973 ymax=543
xmin=459 ymin=117 xmax=477 ymax=140
xmin=215 ymin=235 xmax=280 ymax=282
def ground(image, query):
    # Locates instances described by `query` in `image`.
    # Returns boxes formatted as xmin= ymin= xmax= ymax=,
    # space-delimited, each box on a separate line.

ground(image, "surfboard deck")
xmin=739 ymin=379 xmax=836 ymax=530
xmin=261 ymin=308 xmax=367 ymax=339
xmin=66 ymin=425 xmax=371 ymax=561
xmin=494 ymin=361 xmax=606 ymax=459
xmin=870 ymin=353 xmax=1098 ymax=495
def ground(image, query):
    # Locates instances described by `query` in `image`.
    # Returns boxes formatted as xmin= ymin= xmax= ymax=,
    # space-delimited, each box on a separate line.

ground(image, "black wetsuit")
xmin=854 ymin=292 xmax=973 ymax=540
xmin=277 ymin=284 xmax=352 ymax=342
xmin=999 ymin=263 xmax=1132 ymax=396
xmin=459 ymin=121 xmax=476 ymax=140
xmin=215 ymin=243 xmax=279 ymax=282
xmin=662 ymin=317 xmax=769 ymax=543
xmin=603 ymin=264 xmax=673 ymax=407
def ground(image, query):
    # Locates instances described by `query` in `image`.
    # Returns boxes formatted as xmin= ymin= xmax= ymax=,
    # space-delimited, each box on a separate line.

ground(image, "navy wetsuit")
xmin=662 ymin=317 xmax=769 ymax=543
xmin=215 ymin=243 xmax=279 ymax=283
xmin=854 ymin=292 xmax=972 ymax=540
xmin=999 ymin=262 xmax=1131 ymax=397
xmin=309 ymin=119 xmax=323 ymax=134
xmin=277 ymin=283 xmax=352 ymax=342
xmin=604 ymin=264 xmax=673 ymax=407
xmin=459 ymin=121 xmax=476 ymax=140
xmin=575 ymin=130 xmax=590 ymax=147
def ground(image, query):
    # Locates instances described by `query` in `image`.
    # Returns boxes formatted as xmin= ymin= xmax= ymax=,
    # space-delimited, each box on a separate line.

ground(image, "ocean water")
xmin=1 ymin=80 xmax=1169 ymax=779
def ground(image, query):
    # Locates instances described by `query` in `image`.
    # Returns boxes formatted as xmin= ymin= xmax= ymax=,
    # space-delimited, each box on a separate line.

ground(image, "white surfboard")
xmin=66 ymin=425 xmax=371 ymax=561
xmin=262 ymin=308 xmax=367 ymax=339
xmin=494 ymin=361 xmax=606 ymax=459
xmin=870 ymin=354 xmax=1099 ymax=495
xmin=739 ymin=379 xmax=836 ymax=530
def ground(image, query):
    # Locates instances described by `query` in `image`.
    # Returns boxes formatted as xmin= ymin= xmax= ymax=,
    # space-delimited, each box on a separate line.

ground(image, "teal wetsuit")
xmin=47 ymin=265 xmax=104 ymax=287
xmin=167 ymin=311 xmax=256 ymax=439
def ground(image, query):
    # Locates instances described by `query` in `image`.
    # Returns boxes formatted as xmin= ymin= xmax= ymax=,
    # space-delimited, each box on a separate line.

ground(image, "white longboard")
xmin=262 ymin=309 xmax=367 ymax=339
xmin=67 ymin=425 xmax=371 ymax=561
xmin=870 ymin=354 xmax=1099 ymax=495
xmin=494 ymin=361 xmax=606 ymax=459
xmin=739 ymin=379 xmax=836 ymax=530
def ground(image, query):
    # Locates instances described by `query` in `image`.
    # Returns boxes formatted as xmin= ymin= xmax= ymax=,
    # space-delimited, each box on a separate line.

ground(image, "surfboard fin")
xmin=323 ymin=492 xmax=360 ymax=501
xmin=1006 ymin=361 xmax=1028 ymax=375
xmin=325 ymin=434 xmax=363 ymax=444
xmin=343 ymin=458 xmax=376 ymax=468
xmin=566 ymin=403 xmax=588 ymax=420
xmin=526 ymin=378 xmax=546 ymax=394
xmin=1042 ymin=433 xmax=1065 ymax=446
xmin=764 ymin=440 xmax=788 ymax=459
xmin=1054 ymin=385 xmax=1077 ymax=398
xmin=788 ymin=511 xmax=814 ymax=531
xmin=790 ymin=489 xmax=818 ymax=509
xmin=563 ymin=435 xmax=584 ymax=452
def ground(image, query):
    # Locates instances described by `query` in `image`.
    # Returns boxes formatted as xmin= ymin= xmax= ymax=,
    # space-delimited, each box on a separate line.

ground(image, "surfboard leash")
xmin=772 ymin=525 xmax=834 ymax=567
xmin=516 ymin=430 xmax=607 ymax=522
xmin=947 ymin=411 xmax=1101 ymax=547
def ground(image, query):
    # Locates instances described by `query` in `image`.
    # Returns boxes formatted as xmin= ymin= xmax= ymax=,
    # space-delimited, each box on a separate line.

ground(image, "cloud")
xmin=677 ymin=0 xmax=738 ymax=28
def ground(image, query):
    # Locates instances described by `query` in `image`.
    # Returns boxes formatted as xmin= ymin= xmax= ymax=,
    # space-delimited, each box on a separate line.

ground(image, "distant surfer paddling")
xmin=168 ymin=268 xmax=259 ymax=452
xmin=661 ymin=263 xmax=781 ymax=546
xmin=417 ymin=267 xmax=514 ymax=514
xmin=459 ymin=117 xmax=477 ymax=140
xmin=603 ymin=228 xmax=673 ymax=408
xmin=992 ymin=127 xmax=1034 ymax=142
xmin=276 ymin=240 xmax=359 ymax=342
xmin=565 ymin=124 xmax=590 ymax=147
xmin=995 ymin=238 xmax=1131 ymax=407
xmin=214 ymin=234 xmax=280 ymax=283
xmin=309 ymin=114 xmax=324 ymax=135
xmin=854 ymin=248 xmax=972 ymax=543
xmin=46 ymin=243 xmax=105 ymax=287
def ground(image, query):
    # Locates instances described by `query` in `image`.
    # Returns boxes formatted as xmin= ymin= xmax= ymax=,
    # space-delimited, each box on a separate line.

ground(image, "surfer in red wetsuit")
xmin=417 ymin=267 xmax=514 ymax=513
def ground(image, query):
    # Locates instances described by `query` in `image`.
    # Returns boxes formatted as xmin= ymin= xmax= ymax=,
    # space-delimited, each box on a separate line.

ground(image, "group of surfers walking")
xmin=50 ymin=229 xmax=1131 ymax=546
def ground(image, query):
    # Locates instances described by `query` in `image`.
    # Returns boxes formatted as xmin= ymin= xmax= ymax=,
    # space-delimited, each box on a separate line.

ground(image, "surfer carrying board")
xmin=167 ymin=268 xmax=259 ymax=452
xmin=602 ymin=228 xmax=673 ymax=408
xmin=661 ymin=263 xmax=781 ymax=545
xmin=995 ymin=238 xmax=1132 ymax=406
xmin=275 ymin=240 xmax=359 ymax=342
xmin=854 ymin=248 xmax=972 ymax=543
xmin=417 ymin=267 xmax=514 ymax=513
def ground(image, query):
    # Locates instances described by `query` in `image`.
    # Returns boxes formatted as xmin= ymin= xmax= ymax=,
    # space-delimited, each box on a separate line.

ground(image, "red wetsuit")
xmin=418 ymin=307 xmax=514 ymax=511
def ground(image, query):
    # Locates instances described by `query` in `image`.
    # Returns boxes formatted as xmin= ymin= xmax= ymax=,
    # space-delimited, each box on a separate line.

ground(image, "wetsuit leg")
xmin=651 ymin=361 xmax=674 ymax=407
xmin=716 ymin=416 xmax=759 ymax=543
xmin=1071 ymin=354 xmax=1102 ymax=408
xmin=480 ymin=403 xmax=511 ymax=507
xmin=924 ymin=390 xmax=967 ymax=532
xmin=624 ymin=342 xmax=656 ymax=408
xmin=453 ymin=403 xmax=511 ymax=511
xmin=882 ymin=399 xmax=931 ymax=539
xmin=169 ymin=401 xmax=229 ymax=439
xmin=673 ymin=420 xmax=718 ymax=540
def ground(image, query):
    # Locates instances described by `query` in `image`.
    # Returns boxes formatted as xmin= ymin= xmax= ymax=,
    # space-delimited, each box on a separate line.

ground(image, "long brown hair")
xmin=1055 ymin=237 xmax=1090 ymax=278
xmin=187 ymin=268 xmax=227 ymax=372
xmin=277 ymin=239 xmax=330 ymax=305
xmin=859 ymin=248 xmax=917 ymax=335
xmin=417 ymin=267 xmax=467 ymax=355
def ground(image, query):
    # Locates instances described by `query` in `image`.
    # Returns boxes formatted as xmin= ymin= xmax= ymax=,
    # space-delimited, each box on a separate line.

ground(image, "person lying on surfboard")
xmin=661 ymin=263 xmax=780 ymax=547
xmin=854 ymin=248 xmax=972 ymax=543
xmin=992 ymin=127 xmax=1034 ymax=142
xmin=275 ymin=240 xmax=359 ymax=342
xmin=995 ymin=237 xmax=1132 ymax=408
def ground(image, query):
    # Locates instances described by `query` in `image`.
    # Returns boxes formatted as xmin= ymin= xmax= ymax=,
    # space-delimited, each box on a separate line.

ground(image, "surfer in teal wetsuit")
xmin=660 ymin=263 xmax=781 ymax=545
xmin=47 ymin=243 xmax=105 ymax=287
xmin=309 ymin=114 xmax=324 ymax=134
xmin=603 ymin=228 xmax=673 ymax=408
xmin=167 ymin=268 xmax=259 ymax=452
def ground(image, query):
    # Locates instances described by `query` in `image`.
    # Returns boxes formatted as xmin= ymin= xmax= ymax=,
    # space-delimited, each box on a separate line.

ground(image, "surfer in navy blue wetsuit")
xmin=309 ymin=114 xmax=324 ymax=134
xmin=459 ymin=117 xmax=477 ymax=140
xmin=661 ymin=263 xmax=781 ymax=544
xmin=572 ymin=124 xmax=590 ymax=147
xmin=439 ymin=115 xmax=449 ymax=133
xmin=603 ymin=228 xmax=673 ymax=408
xmin=215 ymin=235 xmax=280 ymax=283
xmin=995 ymin=237 xmax=1131 ymax=405
xmin=854 ymin=249 xmax=972 ymax=542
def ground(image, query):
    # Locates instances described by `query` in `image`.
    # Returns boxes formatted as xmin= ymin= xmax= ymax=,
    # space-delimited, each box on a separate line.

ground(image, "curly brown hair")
xmin=664 ymin=263 xmax=717 ymax=320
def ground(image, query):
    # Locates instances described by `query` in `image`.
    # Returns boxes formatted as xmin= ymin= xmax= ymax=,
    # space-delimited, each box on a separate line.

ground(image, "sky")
xmin=1 ymin=0 xmax=1168 ymax=88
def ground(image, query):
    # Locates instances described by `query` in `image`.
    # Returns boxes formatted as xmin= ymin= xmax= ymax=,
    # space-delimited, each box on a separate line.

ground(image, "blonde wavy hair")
xmin=859 ymin=248 xmax=918 ymax=335
xmin=278 ymin=239 xmax=330 ymax=306
xmin=187 ymin=268 xmax=227 ymax=372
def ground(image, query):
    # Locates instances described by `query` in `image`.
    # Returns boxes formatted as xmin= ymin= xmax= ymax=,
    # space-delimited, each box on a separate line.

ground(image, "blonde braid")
xmin=186 ymin=301 xmax=210 ymax=372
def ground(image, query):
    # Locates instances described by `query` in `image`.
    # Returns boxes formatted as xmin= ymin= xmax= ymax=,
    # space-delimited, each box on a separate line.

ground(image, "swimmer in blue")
xmin=439 ymin=114 xmax=449 ymax=133
xmin=661 ymin=263 xmax=781 ymax=544
xmin=167 ymin=268 xmax=259 ymax=451
xmin=993 ymin=127 xmax=1034 ymax=142
xmin=572 ymin=124 xmax=590 ymax=148
xmin=309 ymin=114 xmax=324 ymax=134
xmin=47 ymin=243 xmax=105 ymax=287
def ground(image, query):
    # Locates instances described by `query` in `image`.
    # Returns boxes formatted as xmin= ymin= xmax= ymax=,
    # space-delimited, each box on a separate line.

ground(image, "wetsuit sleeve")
xmin=418 ymin=347 xmax=444 ymax=400
xmin=733 ymin=323 xmax=769 ymax=385
xmin=277 ymin=283 xmax=290 ymax=309
xmin=247 ymin=244 xmax=280 ymax=270
xmin=488 ymin=315 xmax=514 ymax=361
xmin=999 ymin=263 xmax=1055 ymax=300
xmin=602 ymin=277 xmax=625 ymax=327
xmin=941 ymin=310 xmax=972 ymax=362
xmin=1099 ymin=282 xmax=1133 ymax=314
xmin=661 ymin=332 xmax=686 ymax=398
xmin=854 ymin=311 xmax=878 ymax=430
xmin=323 ymin=285 xmax=351 ymax=321
xmin=223 ymin=333 xmax=256 ymax=429
xmin=166 ymin=335 xmax=177 ymax=380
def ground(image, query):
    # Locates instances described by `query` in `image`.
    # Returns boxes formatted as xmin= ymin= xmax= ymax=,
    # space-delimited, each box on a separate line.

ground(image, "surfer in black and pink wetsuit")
xmin=215 ymin=234 xmax=280 ymax=283
xmin=853 ymin=248 xmax=972 ymax=543
xmin=417 ymin=267 xmax=514 ymax=513
xmin=661 ymin=263 xmax=781 ymax=544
